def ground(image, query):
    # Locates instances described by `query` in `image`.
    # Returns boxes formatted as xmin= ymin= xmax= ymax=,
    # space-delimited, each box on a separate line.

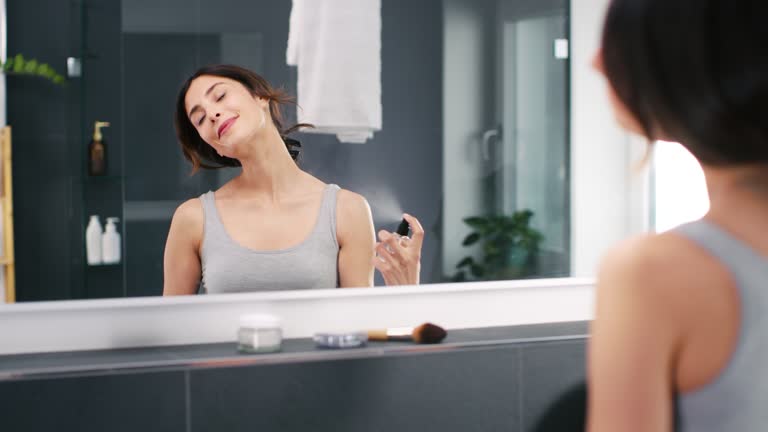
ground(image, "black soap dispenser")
xmin=88 ymin=121 xmax=110 ymax=176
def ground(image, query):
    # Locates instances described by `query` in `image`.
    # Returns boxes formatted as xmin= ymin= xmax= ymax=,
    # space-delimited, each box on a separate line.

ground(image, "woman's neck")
xmin=704 ymin=163 xmax=768 ymax=219
xmin=232 ymin=127 xmax=306 ymax=202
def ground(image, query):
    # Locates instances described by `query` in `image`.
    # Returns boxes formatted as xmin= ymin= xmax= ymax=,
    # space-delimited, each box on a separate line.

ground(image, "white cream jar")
xmin=237 ymin=314 xmax=282 ymax=353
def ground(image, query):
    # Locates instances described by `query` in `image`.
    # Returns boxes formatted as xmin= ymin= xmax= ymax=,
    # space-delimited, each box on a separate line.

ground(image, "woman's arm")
xmin=336 ymin=189 xmax=376 ymax=287
xmin=163 ymin=199 xmax=204 ymax=295
xmin=587 ymin=235 xmax=683 ymax=432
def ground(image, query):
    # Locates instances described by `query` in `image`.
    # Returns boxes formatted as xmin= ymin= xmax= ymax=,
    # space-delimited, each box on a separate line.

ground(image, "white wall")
xmin=570 ymin=0 xmax=650 ymax=276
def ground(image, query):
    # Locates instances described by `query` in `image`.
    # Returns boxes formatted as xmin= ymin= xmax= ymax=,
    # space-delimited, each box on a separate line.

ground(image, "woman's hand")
xmin=373 ymin=213 xmax=424 ymax=286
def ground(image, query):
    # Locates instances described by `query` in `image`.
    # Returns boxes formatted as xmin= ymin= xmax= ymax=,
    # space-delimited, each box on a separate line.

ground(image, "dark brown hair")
xmin=174 ymin=64 xmax=310 ymax=172
xmin=601 ymin=0 xmax=768 ymax=165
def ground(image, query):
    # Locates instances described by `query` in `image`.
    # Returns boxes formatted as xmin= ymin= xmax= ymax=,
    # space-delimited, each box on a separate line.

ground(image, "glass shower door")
xmin=496 ymin=4 xmax=570 ymax=276
xmin=442 ymin=0 xmax=569 ymax=281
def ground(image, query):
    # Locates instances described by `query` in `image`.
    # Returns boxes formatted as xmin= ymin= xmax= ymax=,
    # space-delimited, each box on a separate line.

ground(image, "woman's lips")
xmin=218 ymin=117 xmax=237 ymax=138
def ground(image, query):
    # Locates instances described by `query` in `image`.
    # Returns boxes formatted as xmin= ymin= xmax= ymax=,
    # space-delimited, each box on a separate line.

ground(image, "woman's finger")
xmin=379 ymin=238 xmax=407 ymax=267
xmin=377 ymin=230 xmax=391 ymax=242
xmin=373 ymin=254 xmax=392 ymax=271
xmin=372 ymin=254 xmax=401 ymax=286
xmin=402 ymin=213 xmax=425 ymax=248
xmin=376 ymin=242 xmax=408 ymax=269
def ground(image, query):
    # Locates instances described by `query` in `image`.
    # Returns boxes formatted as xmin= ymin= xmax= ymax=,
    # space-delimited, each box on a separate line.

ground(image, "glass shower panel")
xmin=442 ymin=0 xmax=569 ymax=281
xmin=499 ymin=9 xmax=569 ymax=276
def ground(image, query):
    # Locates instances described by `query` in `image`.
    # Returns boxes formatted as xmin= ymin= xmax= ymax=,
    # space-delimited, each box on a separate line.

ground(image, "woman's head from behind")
xmin=597 ymin=0 xmax=768 ymax=166
xmin=175 ymin=64 xmax=300 ymax=172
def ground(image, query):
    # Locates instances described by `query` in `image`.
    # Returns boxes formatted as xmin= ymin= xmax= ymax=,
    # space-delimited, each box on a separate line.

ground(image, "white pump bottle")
xmin=86 ymin=215 xmax=103 ymax=265
xmin=101 ymin=217 xmax=121 ymax=264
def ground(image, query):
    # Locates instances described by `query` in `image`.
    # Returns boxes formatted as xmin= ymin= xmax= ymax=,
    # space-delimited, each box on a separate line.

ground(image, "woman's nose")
xmin=211 ymin=112 xmax=221 ymax=123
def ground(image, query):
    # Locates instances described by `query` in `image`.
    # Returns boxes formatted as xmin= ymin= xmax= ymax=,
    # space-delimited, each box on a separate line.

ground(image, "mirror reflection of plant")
xmin=452 ymin=210 xmax=544 ymax=282
xmin=1 ymin=54 xmax=66 ymax=85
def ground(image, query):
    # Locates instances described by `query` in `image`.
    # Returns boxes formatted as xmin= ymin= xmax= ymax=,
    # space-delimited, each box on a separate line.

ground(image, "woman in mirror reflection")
xmin=163 ymin=64 xmax=423 ymax=295
xmin=587 ymin=0 xmax=768 ymax=431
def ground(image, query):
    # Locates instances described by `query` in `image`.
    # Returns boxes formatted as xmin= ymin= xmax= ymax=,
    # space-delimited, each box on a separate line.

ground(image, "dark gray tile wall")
xmin=0 ymin=338 xmax=587 ymax=432
xmin=79 ymin=0 xmax=128 ymax=299
xmin=125 ymin=220 xmax=172 ymax=297
xmin=191 ymin=347 xmax=520 ymax=432
xmin=8 ymin=0 xmax=131 ymax=301
xmin=7 ymin=0 xmax=79 ymax=301
xmin=122 ymin=33 xmax=218 ymax=202
xmin=521 ymin=340 xmax=587 ymax=430
xmin=0 ymin=371 xmax=187 ymax=432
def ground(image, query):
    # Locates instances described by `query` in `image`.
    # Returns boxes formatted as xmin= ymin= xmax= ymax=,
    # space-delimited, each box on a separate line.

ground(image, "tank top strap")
xmin=674 ymin=218 xmax=768 ymax=338
xmin=673 ymin=221 xmax=768 ymax=431
xmin=316 ymin=184 xmax=340 ymax=247
xmin=674 ymin=219 xmax=768 ymax=291
xmin=198 ymin=191 xmax=227 ymax=244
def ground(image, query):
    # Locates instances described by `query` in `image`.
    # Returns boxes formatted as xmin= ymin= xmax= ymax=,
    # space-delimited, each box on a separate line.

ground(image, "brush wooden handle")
xmin=367 ymin=328 xmax=414 ymax=341
xmin=367 ymin=329 xmax=389 ymax=341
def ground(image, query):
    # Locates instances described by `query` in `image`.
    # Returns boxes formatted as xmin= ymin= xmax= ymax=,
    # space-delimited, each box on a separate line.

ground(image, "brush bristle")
xmin=412 ymin=323 xmax=447 ymax=344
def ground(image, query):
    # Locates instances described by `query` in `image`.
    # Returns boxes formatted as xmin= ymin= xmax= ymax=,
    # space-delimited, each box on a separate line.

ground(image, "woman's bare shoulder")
xmin=598 ymin=230 xmax=734 ymax=317
xmin=170 ymin=198 xmax=204 ymax=239
xmin=334 ymin=188 xmax=374 ymax=241
xmin=336 ymin=188 xmax=370 ymax=211
xmin=335 ymin=188 xmax=373 ymax=222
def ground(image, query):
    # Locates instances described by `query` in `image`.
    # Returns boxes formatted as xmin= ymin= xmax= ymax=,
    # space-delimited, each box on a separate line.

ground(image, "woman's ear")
xmin=254 ymin=96 xmax=269 ymax=109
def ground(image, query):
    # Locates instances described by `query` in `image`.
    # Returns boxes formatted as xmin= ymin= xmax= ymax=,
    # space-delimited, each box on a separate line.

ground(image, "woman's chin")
xmin=213 ymin=141 xmax=237 ymax=158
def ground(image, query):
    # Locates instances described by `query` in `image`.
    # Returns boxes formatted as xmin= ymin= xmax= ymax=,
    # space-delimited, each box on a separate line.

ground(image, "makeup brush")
xmin=367 ymin=322 xmax=447 ymax=344
xmin=395 ymin=218 xmax=410 ymax=237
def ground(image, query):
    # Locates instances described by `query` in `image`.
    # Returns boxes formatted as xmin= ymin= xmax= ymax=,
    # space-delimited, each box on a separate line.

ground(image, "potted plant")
xmin=452 ymin=210 xmax=544 ymax=281
xmin=1 ymin=53 xmax=66 ymax=85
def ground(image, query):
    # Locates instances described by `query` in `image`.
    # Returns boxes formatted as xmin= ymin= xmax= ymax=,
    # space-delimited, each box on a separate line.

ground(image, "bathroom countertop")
xmin=0 ymin=321 xmax=588 ymax=381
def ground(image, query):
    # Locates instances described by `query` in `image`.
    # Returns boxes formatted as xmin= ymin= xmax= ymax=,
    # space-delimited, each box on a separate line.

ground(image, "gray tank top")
xmin=199 ymin=184 xmax=340 ymax=293
xmin=675 ymin=219 xmax=768 ymax=431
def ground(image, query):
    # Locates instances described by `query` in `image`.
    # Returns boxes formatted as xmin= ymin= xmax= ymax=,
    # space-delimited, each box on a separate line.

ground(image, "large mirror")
xmin=2 ymin=0 xmax=636 ymax=303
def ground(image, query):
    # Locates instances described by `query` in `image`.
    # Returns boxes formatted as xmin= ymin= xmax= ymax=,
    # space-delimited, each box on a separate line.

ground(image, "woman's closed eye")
xmin=192 ymin=93 xmax=226 ymax=126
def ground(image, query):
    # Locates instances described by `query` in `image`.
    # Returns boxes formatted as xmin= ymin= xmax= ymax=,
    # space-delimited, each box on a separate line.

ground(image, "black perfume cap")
xmin=396 ymin=218 xmax=410 ymax=236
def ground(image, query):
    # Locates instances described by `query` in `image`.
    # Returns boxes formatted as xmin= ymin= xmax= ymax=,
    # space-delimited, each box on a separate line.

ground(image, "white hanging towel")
xmin=286 ymin=0 xmax=382 ymax=144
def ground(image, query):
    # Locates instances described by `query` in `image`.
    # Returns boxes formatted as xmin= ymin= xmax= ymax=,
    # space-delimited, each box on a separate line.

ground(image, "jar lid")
xmin=239 ymin=314 xmax=281 ymax=329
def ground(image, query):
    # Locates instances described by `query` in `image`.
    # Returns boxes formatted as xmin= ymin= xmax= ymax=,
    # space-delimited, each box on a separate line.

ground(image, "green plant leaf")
xmin=36 ymin=63 xmax=51 ymax=76
xmin=463 ymin=216 xmax=488 ymax=230
xmin=456 ymin=256 xmax=474 ymax=268
xmin=470 ymin=263 xmax=485 ymax=278
xmin=491 ymin=215 xmax=507 ymax=225
xmin=3 ymin=54 xmax=66 ymax=86
xmin=13 ymin=54 xmax=25 ymax=73
xmin=462 ymin=232 xmax=480 ymax=246
xmin=24 ymin=59 xmax=38 ymax=74
xmin=483 ymin=242 xmax=499 ymax=256
xmin=452 ymin=271 xmax=467 ymax=282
